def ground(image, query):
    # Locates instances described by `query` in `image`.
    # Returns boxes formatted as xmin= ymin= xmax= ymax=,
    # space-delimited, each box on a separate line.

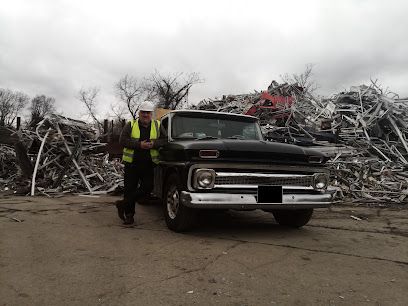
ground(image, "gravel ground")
xmin=0 ymin=195 xmax=407 ymax=306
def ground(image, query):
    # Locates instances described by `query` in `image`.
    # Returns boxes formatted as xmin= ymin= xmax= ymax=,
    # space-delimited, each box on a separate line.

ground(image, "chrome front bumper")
xmin=180 ymin=189 xmax=335 ymax=209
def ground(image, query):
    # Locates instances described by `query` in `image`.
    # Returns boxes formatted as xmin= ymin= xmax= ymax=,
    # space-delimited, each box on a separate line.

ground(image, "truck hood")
xmin=162 ymin=139 xmax=328 ymax=165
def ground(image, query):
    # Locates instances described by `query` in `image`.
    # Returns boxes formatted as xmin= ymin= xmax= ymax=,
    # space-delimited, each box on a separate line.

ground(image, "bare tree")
xmin=0 ymin=88 xmax=29 ymax=127
xmin=109 ymin=103 xmax=128 ymax=121
xmin=281 ymin=64 xmax=318 ymax=95
xmin=29 ymin=95 xmax=56 ymax=126
xmin=105 ymin=106 xmax=128 ymax=136
xmin=148 ymin=71 xmax=202 ymax=110
xmin=114 ymin=75 xmax=151 ymax=119
xmin=77 ymin=87 xmax=103 ymax=133
xmin=114 ymin=71 xmax=203 ymax=117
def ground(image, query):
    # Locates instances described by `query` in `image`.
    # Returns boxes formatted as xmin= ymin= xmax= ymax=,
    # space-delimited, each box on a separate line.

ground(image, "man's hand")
xmin=140 ymin=140 xmax=153 ymax=150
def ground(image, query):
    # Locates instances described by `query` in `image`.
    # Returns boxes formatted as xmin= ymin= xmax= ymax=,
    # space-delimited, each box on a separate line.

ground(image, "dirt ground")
xmin=0 ymin=195 xmax=407 ymax=306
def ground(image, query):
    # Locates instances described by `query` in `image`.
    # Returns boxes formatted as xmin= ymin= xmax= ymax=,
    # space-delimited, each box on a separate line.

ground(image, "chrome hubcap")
xmin=167 ymin=186 xmax=179 ymax=219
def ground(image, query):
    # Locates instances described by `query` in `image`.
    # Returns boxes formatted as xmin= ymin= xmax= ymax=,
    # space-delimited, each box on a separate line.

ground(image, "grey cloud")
xmin=1 ymin=0 xmax=408 ymax=119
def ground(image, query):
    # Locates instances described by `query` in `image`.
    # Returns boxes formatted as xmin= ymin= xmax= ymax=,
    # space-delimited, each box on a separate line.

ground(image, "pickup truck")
xmin=153 ymin=110 xmax=335 ymax=232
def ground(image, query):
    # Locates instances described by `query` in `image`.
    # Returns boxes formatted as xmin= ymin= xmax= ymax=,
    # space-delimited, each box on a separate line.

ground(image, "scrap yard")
xmin=1 ymin=79 xmax=408 ymax=305
xmin=2 ymin=1 xmax=408 ymax=304
xmin=2 ymin=80 xmax=408 ymax=204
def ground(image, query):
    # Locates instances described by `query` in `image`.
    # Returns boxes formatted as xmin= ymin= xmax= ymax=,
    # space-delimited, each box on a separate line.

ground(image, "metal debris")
xmin=10 ymin=217 xmax=23 ymax=222
xmin=0 ymin=145 xmax=19 ymax=186
xmin=2 ymin=79 xmax=408 ymax=204
xmin=1 ymin=114 xmax=123 ymax=195
xmin=193 ymin=80 xmax=408 ymax=204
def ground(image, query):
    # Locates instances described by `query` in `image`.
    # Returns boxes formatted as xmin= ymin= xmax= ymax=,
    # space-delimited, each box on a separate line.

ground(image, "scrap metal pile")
xmin=194 ymin=81 xmax=408 ymax=204
xmin=0 ymin=114 xmax=123 ymax=196
xmin=324 ymin=85 xmax=408 ymax=204
xmin=0 ymin=145 xmax=18 ymax=191
xmin=2 ymin=80 xmax=408 ymax=204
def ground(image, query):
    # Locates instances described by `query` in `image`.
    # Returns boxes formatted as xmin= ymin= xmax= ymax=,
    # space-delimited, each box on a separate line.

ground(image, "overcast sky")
xmin=1 ymin=0 xmax=407 ymax=119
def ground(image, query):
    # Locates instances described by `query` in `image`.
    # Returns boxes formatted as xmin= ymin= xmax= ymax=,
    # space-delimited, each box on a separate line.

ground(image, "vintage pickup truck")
xmin=153 ymin=110 xmax=335 ymax=232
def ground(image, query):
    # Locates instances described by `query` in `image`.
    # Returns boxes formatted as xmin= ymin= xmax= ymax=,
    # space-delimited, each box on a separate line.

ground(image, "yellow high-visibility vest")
xmin=122 ymin=119 xmax=160 ymax=164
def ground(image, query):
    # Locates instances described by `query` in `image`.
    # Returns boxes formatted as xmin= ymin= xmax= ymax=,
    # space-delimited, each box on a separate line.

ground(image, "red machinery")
xmin=245 ymin=92 xmax=294 ymax=119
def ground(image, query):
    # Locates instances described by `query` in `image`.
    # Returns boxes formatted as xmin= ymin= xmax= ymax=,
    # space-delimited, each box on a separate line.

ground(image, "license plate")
xmin=257 ymin=185 xmax=283 ymax=203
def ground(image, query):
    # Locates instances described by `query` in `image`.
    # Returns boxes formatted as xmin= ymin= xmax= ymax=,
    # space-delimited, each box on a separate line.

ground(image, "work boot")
xmin=115 ymin=200 xmax=125 ymax=221
xmin=123 ymin=215 xmax=134 ymax=225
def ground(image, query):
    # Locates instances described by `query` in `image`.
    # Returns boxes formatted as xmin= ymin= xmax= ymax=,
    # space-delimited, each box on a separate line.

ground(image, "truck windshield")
xmin=171 ymin=114 xmax=262 ymax=140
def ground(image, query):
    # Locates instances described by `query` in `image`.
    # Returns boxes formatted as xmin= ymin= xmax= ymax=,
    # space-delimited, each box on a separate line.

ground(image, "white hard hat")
xmin=139 ymin=101 xmax=155 ymax=112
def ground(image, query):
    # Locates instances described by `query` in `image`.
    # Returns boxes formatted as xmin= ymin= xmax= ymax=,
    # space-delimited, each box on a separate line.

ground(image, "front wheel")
xmin=163 ymin=174 xmax=197 ymax=232
xmin=272 ymin=209 xmax=313 ymax=228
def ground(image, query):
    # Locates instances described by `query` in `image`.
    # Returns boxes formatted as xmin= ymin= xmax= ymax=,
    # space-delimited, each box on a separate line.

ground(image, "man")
xmin=116 ymin=101 xmax=162 ymax=225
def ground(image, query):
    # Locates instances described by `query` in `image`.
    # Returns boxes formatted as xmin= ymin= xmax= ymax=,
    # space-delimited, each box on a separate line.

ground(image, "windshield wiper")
xmin=227 ymin=135 xmax=246 ymax=140
xmin=196 ymin=136 xmax=219 ymax=140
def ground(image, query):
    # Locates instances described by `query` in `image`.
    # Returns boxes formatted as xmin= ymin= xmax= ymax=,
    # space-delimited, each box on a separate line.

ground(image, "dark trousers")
xmin=123 ymin=162 xmax=154 ymax=217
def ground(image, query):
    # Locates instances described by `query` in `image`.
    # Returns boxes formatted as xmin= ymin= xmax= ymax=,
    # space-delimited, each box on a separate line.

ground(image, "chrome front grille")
xmin=214 ymin=172 xmax=314 ymax=187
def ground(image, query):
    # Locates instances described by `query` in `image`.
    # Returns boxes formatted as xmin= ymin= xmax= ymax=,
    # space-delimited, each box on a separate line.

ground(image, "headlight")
xmin=313 ymin=173 xmax=328 ymax=190
xmin=194 ymin=169 xmax=215 ymax=189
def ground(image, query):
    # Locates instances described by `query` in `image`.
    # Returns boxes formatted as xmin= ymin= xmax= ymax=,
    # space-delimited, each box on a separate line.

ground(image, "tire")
xmin=163 ymin=173 xmax=197 ymax=232
xmin=272 ymin=209 xmax=313 ymax=228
